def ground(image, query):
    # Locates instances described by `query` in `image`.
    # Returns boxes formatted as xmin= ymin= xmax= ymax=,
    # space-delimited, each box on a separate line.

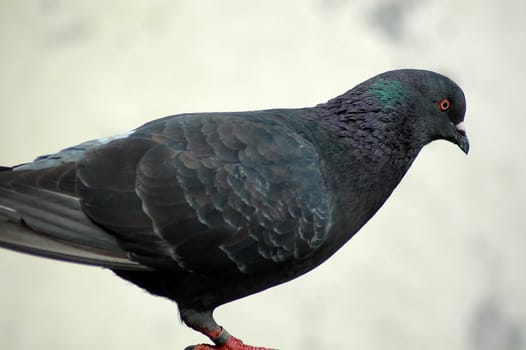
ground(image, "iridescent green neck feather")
xmin=368 ymin=79 xmax=410 ymax=110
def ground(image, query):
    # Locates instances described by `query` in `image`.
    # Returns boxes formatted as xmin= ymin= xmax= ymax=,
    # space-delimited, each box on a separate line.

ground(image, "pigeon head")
xmin=323 ymin=69 xmax=469 ymax=155
xmin=368 ymin=69 xmax=469 ymax=154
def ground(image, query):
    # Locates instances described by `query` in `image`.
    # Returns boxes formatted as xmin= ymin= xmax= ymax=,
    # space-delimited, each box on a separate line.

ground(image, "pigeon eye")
xmin=438 ymin=98 xmax=451 ymax=111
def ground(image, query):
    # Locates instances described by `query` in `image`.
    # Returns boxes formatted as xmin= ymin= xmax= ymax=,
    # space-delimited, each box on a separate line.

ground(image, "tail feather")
xmin=0 ymin=186 xmax=120 ymax=252
xmin=0 ymin=166 xmax=149 ymax=270
xmin=0 ymin=214 xmax=147 ymax=269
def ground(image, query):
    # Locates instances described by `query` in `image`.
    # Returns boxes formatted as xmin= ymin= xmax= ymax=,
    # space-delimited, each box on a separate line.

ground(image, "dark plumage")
xmin=0 ymin=69 xmax=468 ymax=350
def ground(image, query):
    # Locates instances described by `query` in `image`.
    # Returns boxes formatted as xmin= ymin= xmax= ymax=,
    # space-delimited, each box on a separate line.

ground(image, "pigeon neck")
xmin=315 ymin=99 xmax=423 ymax=159
xmin=309 ymin=103 xmax=423 ymax=241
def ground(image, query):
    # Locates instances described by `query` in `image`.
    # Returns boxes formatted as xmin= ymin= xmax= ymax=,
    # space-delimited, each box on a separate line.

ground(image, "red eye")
xmin=439 ymin=98 xmax=451 ymax=111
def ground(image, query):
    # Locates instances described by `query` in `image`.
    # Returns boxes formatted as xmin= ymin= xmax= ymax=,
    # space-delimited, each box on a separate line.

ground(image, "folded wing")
xmin=0 ymin=110 xmax=333 ymax=277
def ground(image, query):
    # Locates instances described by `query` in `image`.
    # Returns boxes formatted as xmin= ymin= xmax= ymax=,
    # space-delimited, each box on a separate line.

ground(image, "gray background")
xmin=0 ymin=1 xmax=524 ymax=349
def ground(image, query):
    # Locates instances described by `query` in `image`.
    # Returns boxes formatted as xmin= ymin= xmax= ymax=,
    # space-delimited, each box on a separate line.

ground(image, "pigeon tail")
xmin=0 ymin=213 xmax=146 ymax=269
xmin=0 ymin=166 xmax=148 ymax=270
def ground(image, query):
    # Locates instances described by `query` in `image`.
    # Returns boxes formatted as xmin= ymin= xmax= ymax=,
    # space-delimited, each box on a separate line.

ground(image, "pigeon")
xmin=0 ymin=69 xmax=469 ymax=350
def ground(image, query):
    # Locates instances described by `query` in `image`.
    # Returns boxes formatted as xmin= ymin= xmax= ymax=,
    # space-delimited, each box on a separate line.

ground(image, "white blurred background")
xmin=0 ymin=1 xmax=524 ymax=349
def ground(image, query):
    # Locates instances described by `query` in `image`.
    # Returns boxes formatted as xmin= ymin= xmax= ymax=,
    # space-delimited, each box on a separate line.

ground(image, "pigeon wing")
xmin=78 ymin=111 xmax=332 ymax=275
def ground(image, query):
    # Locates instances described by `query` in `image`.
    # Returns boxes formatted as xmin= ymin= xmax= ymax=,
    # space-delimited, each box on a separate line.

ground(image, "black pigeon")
xmin=0 ymin=69 xmax=469 ymax=350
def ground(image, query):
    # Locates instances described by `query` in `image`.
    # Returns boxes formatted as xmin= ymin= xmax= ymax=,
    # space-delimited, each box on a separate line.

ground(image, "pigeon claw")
xmin=185 ymin=336 xmax=276 ymax=350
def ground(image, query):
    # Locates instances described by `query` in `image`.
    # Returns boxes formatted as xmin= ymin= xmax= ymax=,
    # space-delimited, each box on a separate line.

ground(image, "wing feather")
xmin=1 ymin=110 xmax=333 ymax=276
xmin=129 ymin=112 xmax=332 ymax=274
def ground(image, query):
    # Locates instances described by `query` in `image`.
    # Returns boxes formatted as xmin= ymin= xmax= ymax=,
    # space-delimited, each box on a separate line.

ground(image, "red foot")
xmin=187 ymin=336 xmax=276 ymax=350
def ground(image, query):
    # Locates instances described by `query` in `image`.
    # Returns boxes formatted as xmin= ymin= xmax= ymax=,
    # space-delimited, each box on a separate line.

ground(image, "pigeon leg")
xmin=180 ymin=308 xmax=276 ymax=350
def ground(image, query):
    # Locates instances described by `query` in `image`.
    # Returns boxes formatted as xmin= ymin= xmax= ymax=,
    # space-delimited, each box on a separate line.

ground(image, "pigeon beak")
xmin=454 ymin=122 xmax=470 ymax=154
